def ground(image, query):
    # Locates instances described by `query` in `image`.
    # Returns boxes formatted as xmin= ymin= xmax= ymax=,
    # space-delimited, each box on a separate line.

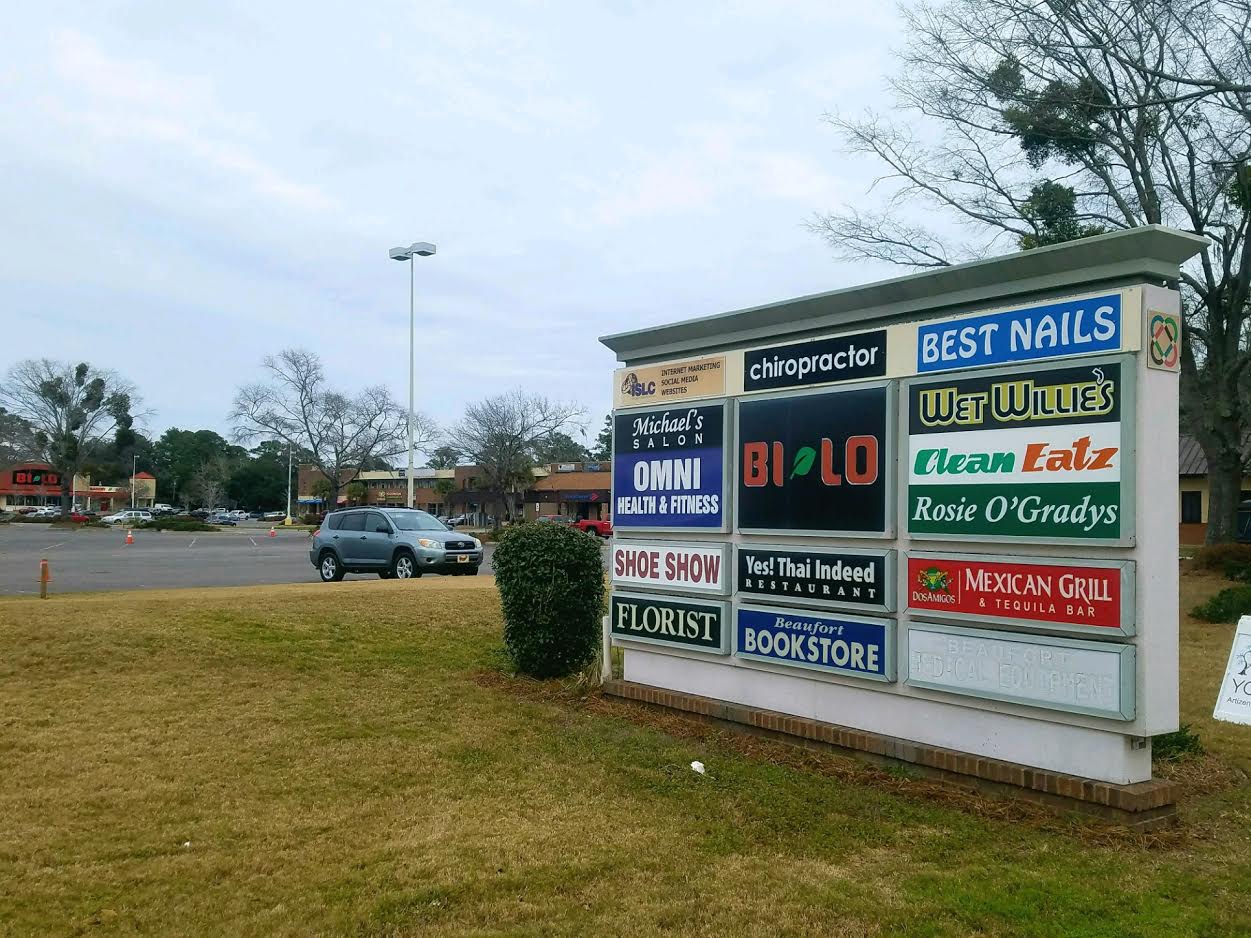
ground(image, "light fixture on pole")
xmin=388 ymin=241 xmax=437 ymax=510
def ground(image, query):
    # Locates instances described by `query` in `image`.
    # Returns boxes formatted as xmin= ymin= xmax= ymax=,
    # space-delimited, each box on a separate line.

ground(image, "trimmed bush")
xmin=492 ymin=521 xmax=606 ymax=678
xmin=1191 ymin=585 xmax=1251 ymax=623
xmin=1192 ymin=543 xmax=1251 ymax=572
xmin=138 ymin=518 xmax=219 ymax=532
xmin=1152 ymin=724 xmax=1204 ymax=762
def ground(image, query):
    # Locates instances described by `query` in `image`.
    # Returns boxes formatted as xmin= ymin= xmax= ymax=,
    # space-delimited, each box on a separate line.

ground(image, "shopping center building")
xmin=0 ymin=461 xmax=156 ymax=512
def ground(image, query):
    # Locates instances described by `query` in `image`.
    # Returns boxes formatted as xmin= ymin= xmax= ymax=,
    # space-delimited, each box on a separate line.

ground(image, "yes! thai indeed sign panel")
xmin=737 ymin=384 xmax=891 ymax=535
xmin=906 ymin=357 xmax=1132 ymax=543
xmin=906 ymin=552 xmax=1134 ymax=636
xmin=737 ymin=545 xmax=894 ymax=613
xmin=613 ymin=402 xmax=726 ymax=530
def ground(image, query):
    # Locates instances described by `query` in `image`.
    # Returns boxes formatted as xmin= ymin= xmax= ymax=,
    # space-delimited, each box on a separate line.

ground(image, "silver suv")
xmin=309 ymin=508 xmax=483 ymax=582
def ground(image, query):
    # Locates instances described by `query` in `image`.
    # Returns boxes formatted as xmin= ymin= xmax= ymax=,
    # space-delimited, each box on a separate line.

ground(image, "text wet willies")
xmin=917 ymin=374 xmax=1115 ymax=429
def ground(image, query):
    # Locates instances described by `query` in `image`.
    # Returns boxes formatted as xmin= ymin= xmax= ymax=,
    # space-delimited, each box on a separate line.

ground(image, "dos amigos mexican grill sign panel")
xmin=907 ymin=357 xmax=1130 ymax=542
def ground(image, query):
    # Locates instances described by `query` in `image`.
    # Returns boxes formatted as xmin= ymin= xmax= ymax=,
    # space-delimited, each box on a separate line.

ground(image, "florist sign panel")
xmin=737 ymin=384 xmax=892 ymax=536
xmin=906 ymin=552 xmax=1135 ymax=637
xmin=610 ymin=592 xmax=730 ymax=654
xmin=613 ymin=402 xmax=727 ymax=530
xmin=906 ymin=357 xmax=1132 ymax=544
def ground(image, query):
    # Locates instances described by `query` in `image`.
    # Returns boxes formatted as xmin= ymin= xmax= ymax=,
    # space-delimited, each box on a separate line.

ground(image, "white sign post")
xmin=1214 ymin=615 xmax=1251 ymax=726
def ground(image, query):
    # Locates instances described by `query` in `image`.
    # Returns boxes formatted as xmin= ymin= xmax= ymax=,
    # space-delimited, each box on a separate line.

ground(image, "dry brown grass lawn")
xmin=1 ymin=574 xmax=1250 ymax=936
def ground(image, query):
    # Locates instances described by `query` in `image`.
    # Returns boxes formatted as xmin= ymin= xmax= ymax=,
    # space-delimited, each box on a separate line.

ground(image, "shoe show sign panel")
xmin=916 ymin=292 xmax=1122 ymax=374
xmin=906 ymin=356 xmax=1133 ymax=544
xmin=614 ymin=355 xmax=726 ymax=408
xmin=743 ymin=329 xmax=887 ymax=393
xmin=735 ymin=604 xmax=894 ymax=683
xmin=736 ymin=545 xmax=894 ymax=614
xmin=613 ymin=401 xmax=727 ymax=531
xmin=907 ymin=623 xmax=1136 ymax=720
xmin=610 ymin=592 xmax=730 ymax=654
xmin=737 ymin=384 xmax=893 ymax=536
xmin=906 ymin=552 xmax=1134 ymax=637
xmin=611 ymin=541 xmax=729 ymax=596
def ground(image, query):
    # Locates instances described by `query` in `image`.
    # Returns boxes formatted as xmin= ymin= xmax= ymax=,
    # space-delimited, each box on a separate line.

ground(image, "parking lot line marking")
xmin=249 ymin=537 xmax=257 ymax=547
xmin=188 ymin=538 xmax=197 ymax=549
xmin=42 ymin=542 xmax=66 ymax=551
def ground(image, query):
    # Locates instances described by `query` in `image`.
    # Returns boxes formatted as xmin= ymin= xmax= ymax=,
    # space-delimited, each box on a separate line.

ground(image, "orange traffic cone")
xmin=125 ymin=529 xmax=134 ymax=545
xmin=268 ymin=526 xmax=277 ymax=538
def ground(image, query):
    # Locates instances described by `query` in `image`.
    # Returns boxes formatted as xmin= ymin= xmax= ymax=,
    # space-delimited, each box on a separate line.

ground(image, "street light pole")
xmin=131 ymin=454 xmax=137 ymax=508
xmin=389 ymin=241 xmax=437 ymax=510
xmin=285 ymin=442 xmax=293 ymax=524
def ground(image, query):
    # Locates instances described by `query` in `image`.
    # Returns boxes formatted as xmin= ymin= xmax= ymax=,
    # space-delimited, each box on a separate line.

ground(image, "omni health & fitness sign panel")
xmin=612 ymin=401 xmax=727 ymax=531
xmin=906 ymin=356 xmax=1134 ymax=544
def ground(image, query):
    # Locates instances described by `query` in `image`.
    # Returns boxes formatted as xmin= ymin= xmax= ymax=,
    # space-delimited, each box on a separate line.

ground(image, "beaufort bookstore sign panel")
xmin=906 ymin=357 xmax=1131 ymax=543
xmin=737 ymin=384 xmax=892 ymax=535
xmin=612 ymin=541 xmax=729 ymax=595
xmin=737 ymin=545 xmax=894 ymax=613
xmin=613 ymin=402 xmax=726 ymax=530
xmin=735 ymin=604 xmax=895 ymax=683
xmin=906 ymin=552 xmax=1134 ymax=636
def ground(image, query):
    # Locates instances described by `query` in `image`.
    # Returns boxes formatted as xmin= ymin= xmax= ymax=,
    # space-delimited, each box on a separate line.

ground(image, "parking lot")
xmin=0 ymin=523 xmax=505 ymax=595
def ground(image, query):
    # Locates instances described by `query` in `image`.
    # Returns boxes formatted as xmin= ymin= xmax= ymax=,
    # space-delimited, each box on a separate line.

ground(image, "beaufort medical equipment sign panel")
xmin=916 ymin=293 xmax=1121 ymax=373
xmin=613 ymin=403 xmax=725 ymax=529
xmin=907 ymin=358 xmax=1128 ymax=541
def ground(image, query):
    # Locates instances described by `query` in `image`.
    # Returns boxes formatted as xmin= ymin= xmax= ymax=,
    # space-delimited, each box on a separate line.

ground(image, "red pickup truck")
xmin=538 ymin=515 xmax=613 ymax=537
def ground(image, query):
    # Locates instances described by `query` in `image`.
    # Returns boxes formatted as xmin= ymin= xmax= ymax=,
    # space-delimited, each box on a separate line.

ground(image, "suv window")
xmin=366 ymin=511 xmax=390 ymax=533
xmin=338 ymin=512 xmax=366 ymax=532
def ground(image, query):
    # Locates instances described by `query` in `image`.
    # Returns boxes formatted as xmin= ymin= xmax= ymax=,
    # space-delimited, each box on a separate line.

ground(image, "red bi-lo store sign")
xmin=906 ymin=553 xmax=1132 ymax=633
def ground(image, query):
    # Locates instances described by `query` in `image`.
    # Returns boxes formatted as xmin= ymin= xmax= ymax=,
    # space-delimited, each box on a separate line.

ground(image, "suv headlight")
xmin=417 ymin=538 xmax=440 ymax=548
xmin=471 ymin=537 xmax=482 ymax=549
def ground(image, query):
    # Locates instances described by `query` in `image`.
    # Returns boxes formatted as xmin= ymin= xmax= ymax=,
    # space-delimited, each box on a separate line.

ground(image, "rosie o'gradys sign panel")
xmin=906 ymin=357 xmax=1132 ymax=543
xmin=610 ymin=591 xmax=730 ymax=654
xmin=613 ymin=402 xmax=726 ymax=530
xmin=736 ymin=384 xmax=892 ymax=536
xmin=737 ymin=545 xmax=894 ymax=613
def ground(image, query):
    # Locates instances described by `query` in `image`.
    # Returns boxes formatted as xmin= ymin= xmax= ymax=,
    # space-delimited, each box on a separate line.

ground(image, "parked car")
xmin=69 ymin=511 xmax=95 ymax=523
xmin=573 ymin=518 xmax=613 ymax=537
xmin=30 ymin=506 xmax=62 ymax=518
xmin=190 ymin=509 xmax=210 ymax=519
xmin=263 ymin=510 xmax=286 ymax=521
xmin=309 ymin=508 xmax=483 ymax=581
xmin=536 ymin=514 xmax=575 ymax=525
xmin=103 ymin=509 xmax=154 ymax=525
xmin=208 ymin=513 xmax=238 ymax=526
xmin=151 ymin=503 xmax=175 ymax=515
xmin=247 ymin=511 xmax=264 ymax=520
xmin=445 ymin=514 xmax=469 ymax=527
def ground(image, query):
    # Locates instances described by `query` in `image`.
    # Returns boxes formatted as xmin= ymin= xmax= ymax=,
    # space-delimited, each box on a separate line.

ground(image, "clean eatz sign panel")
xmin=612 ymin=541 xmax=729 ymax=595
xmin=906 ymin=357 xmax=1130 ymax=542
xmin=737 ymin=545 xmax=893 ymax=613
xmin=613 ymin=402 xmax=725 ymax=530
xmin=907 ymin=553 xmax=1134 ymax=636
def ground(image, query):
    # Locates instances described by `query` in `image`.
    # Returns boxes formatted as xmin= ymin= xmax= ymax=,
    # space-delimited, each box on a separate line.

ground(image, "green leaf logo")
xmin=791 ymin=445 xmax=817 ymax=479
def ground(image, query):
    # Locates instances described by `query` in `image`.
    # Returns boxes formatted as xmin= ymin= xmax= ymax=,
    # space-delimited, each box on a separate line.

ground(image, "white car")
xmin=32 ymin=506 xmax=62 ymax=518
xmin=103 ymin=509 xmax=154 ymax=525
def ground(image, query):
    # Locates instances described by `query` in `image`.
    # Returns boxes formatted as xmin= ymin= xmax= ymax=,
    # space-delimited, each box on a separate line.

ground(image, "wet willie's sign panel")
xmin=907 ymin=623 xmax=1136 ymax=720
xmin=906 ymin=357 xmax=1131 ymax=542
xmin=737 ymin=545 xmax=894 ymax=613
xmin=743 ymin=329 xmax=887 ymax=393
xmin=906 ymin=552 xmax=1134 ymax=636
xmin=613 ymin=402 xmax=726 ymax=530
xmin=737 ymin=384 xmax=891 ymax=535
xmin=610 ymin=592 xmax=729 ymax=654
xmin=612 ymin=541 xmax=729 ymax=595
xmin=735 ymin=605 xmax=894 ymax=682
xmin=614 ymin=355 xmax=727 ymax=408
xmin=916 ymin=292 xmax=1122 ymax=373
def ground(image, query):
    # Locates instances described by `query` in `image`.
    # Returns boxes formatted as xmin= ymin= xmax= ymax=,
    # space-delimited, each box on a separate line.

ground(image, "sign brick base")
xmin=603 ymin=679 xmax=1179 ymax=831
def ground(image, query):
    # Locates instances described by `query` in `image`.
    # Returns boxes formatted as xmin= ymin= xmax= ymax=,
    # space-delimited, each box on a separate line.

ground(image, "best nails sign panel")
xmin=905 ymin=356 xmax=1133 ymax=543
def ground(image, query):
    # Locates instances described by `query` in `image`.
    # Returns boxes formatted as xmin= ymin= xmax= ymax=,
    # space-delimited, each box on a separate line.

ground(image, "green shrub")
xmin=492 ymin=520 xmax=606 ymax=678
xmin=138 ymin=518 xmax=219 ymax=532
xmin=49 ymin=519 xmax=108 ymax=529
xmin=1193 ymin=543 xmax=1251 ymax=573
xmin=1191 ymin=585 xmax=1251 ymax=623
xmin=1152 ymin=724 xmax=1204 ymax=762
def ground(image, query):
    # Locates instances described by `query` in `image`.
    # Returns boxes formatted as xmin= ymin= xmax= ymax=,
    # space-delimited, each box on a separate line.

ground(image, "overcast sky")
xmin=2 ymin=0 xmax=907 ymax=450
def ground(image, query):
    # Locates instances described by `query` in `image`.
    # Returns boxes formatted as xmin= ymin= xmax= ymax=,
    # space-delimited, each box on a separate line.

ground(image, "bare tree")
xmin=189 ymin=460 xmax=228 ymax=512
xmin=230 ymin=349 xmax=437 ymax=508
xmin=0 ymin=360 xmax=139 ymax=517
xmin=452 ymin=390 xmax=584 ymax=528
xmin=810 ymin=0 xmax=1251 ymax=542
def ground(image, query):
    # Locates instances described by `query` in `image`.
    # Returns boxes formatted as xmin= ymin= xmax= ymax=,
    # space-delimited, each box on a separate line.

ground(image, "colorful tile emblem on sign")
xmin=906 ymin=553 xmax=1133 ymax=635
xmin=1147 ymin=310 xmax=1181 ymax=372
xmin=906 ymin=358 xmax=1131 ymax=542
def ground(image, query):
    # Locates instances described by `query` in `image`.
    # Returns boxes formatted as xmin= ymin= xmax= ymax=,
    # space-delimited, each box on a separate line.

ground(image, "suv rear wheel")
xmin=319 ymin=551 xmax=344 ymax=582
